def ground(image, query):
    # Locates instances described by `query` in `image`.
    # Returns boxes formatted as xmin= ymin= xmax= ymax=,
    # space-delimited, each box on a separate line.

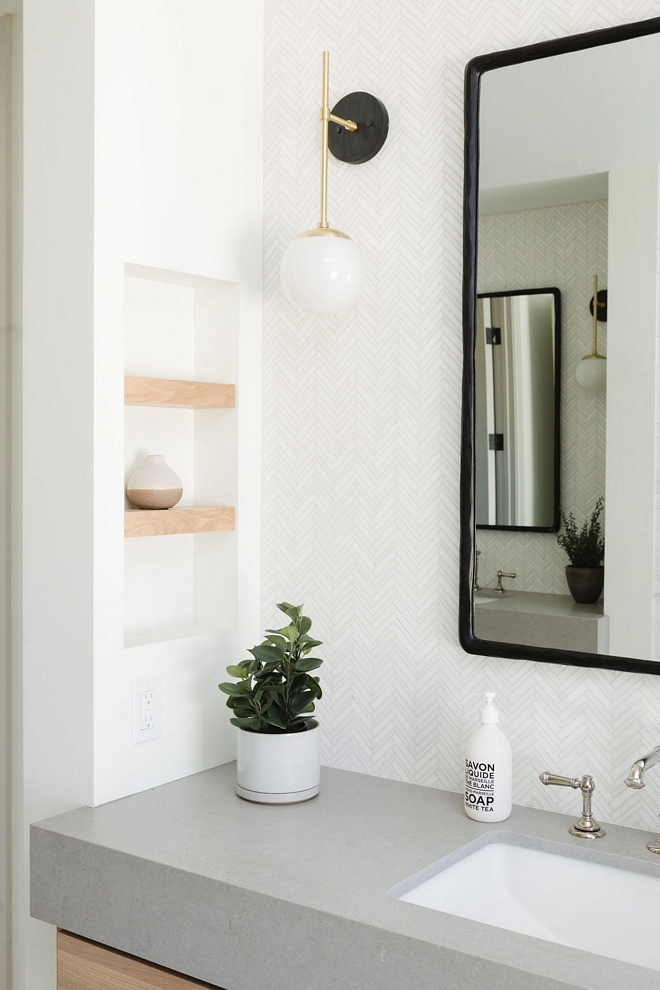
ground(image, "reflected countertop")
xmin=475 ymin=589 xmax=604 ymax=616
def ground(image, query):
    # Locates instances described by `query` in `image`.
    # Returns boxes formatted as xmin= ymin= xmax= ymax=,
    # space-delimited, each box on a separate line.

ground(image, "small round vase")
xmin=565 ymin=566 xmax=604 ymax=604
xmin=235 ymin=720 xmax=320 ymax=805
xmin=127 ymin=454 xmax=183 ymax=510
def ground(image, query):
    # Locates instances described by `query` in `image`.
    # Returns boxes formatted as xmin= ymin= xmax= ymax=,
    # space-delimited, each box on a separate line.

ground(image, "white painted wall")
xmin=8 ymin=11 xmax=21 ymax=989
xmin=0 ymin=17 xmax=11 ymax=990
xmin=605 ymin=166 xmax=660 ymax=658
xmin=18 ymin=5 xmax=95 ymax=988
xmin=92 ymin=0 xmax=264 ymax=809
xmin=16 ymin=0 xmax=264 ymax=987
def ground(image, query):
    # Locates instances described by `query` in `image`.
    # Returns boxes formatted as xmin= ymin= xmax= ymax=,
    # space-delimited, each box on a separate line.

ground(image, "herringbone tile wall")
xmin=477 ymin=201 xmax=607 ymax=594
xmin=262 ymin=0 xmax=660 ymax=829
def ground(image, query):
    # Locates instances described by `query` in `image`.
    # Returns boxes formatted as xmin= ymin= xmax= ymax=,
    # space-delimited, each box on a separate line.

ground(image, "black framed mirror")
xmin=460 ymin=16 xmax=660 ymax=675
xmin=476 ymin=288 xmax=560 ymax=533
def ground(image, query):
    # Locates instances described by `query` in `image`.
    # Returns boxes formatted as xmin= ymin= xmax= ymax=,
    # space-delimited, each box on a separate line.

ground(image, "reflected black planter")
xmin=565 ymin=566 xmax=604 ymax=604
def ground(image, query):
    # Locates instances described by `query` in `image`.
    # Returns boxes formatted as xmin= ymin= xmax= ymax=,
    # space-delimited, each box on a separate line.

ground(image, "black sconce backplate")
xmin=589 ymin=289 xmax=608 ymax=322
xmin=329 ymin=92 xmax=389 ymax=164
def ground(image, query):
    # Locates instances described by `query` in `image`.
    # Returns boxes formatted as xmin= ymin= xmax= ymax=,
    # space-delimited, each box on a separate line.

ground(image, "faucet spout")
xmin=624 ymin=745 xmax=660 ymax=789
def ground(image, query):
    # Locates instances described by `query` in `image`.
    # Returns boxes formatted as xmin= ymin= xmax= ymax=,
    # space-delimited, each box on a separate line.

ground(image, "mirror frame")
xmin=459 ymin=15 xmax=660 ymax=675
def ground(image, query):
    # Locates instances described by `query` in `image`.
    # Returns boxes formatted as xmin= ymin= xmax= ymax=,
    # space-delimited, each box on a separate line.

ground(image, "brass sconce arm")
xmin=318 ymin=52 xmax=354 ymax=228
xmin=314 ymin=50 xmax=389 ymax=230
xmin=327 ymin=111 xmax=358 ymax=131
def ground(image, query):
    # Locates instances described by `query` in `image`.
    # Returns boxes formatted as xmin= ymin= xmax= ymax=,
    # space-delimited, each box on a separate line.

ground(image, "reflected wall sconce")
xmin=280 ymin=51 xmax=389 ymax=315
xmin=576 ymin=275 xmax=607 ymax=391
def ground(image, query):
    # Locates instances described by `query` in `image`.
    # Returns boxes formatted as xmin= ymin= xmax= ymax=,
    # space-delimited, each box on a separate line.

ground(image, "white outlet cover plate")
xmin=131 ymin=675 xmax=161 ymax=745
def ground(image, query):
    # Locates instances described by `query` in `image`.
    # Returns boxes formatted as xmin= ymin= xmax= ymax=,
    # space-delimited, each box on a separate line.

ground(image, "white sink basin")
xmin=390 ymin=834 xmax=660 ymax=972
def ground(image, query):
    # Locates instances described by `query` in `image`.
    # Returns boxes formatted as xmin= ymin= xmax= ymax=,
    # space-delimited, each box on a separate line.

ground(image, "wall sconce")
xmin=280 ymin=51 xmax=389 ymax=315
xmin=576 ymin=275 xmax=607 ymax=391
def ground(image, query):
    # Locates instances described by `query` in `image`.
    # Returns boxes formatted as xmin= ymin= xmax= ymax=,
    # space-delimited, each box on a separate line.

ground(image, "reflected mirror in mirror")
xmin=476 ymin=289 xmax=560 ymax=531
xmin=460 ymin=17 xmax=660 ymax=674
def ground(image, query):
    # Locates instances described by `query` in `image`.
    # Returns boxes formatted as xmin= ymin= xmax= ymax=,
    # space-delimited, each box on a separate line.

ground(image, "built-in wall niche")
xmin=123 ymin=263 xmax=237 ymax=648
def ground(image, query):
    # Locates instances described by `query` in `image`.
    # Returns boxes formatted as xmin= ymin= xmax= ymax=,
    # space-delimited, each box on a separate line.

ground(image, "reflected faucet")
xmin=492 ymin=570 xmax=516 ymax=594
xmin=624 ymin=745 xmax=660 ymax=854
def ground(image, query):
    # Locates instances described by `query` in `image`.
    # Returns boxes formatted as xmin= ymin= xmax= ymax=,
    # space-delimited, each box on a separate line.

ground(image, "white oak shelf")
xmin=124 ymin=506 xmax=235 ymax=538
xmin=124 ymin=375 xmax=235 ymax=408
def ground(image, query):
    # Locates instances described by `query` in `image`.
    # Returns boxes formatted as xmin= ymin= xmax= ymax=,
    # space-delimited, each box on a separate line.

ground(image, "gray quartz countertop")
xmin=31 ymin=764 xmax=660 ymax=990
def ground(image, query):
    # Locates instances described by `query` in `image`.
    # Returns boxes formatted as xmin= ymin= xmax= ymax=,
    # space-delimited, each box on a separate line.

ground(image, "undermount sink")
xmin=389 ymin=833 xmax=660 ymax=972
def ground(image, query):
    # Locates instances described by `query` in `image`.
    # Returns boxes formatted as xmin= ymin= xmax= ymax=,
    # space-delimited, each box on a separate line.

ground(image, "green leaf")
xmin=226 ymin=665 xmax=249 ymax=679
xmin=218 ymin=681 xmax=251 ymax=697
xmin=218 ymin=681 xmax=237 ymax=695
xmin=230 ymin=717 xmax=263 ymax=730
xmin=249 ymin=644 xmax=285 ymax=663
xmin=291 ymin=690 xmax=315 ymax=714
xmin=298 ymin=615 xmax=312 ymax=635
xmin=277 ymin=602 xmax=303 ymax=620
xmin=279 ymin=624 xmax=299 ymax=643
xmin=295 ymin=657 xmax=323 ymax=672
xmin=298 ymin=635 xmax=323 ymax=648
xmin=262 ymin=710 xmax=288 ymax=730
xmin=263 ymin=634 xmax=288 ymax=650
xmin=232 ymin=707 xmax=255 ymax=719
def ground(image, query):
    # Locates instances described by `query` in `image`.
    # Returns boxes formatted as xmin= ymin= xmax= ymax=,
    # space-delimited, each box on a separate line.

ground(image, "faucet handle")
xmin=539 ymin=772 xmax=581 ymax=788
xmin=539 ymin=771 xmax=605 ymax=839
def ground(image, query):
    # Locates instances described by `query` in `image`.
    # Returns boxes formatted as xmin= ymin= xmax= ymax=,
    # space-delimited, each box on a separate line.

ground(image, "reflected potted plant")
xmin=219 ymin=603 xmax=323 ymax=805
xmin=557 ymin=497 xmax=605 ymax=604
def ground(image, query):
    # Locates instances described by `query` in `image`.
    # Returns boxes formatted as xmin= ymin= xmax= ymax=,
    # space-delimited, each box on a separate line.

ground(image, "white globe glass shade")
xmin=280 ymin=230 xmax=364 ymax=315
xmin=576 ymin=355 xmax=607 ymax=392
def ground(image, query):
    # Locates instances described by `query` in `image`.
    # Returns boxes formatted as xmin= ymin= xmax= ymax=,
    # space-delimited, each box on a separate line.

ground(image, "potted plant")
xmin=557 ymin=497 xmax=605 ymax=604
xmin=219 ymin=602 xmax=323 ymax=804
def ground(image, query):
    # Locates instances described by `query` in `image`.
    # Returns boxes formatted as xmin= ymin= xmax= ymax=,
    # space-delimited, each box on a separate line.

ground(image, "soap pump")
xmin=464 ymin=692 xmax=512 ymax=822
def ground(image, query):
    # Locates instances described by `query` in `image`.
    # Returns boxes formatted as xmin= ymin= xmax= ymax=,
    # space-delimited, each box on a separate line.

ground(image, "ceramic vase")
xmin=565 ymin=565 xmax=604 ymax=604
xmin=126 ymin=454 xmax=183 ymax=510
xmin=235 ymin=720 xmax=320 ymax=804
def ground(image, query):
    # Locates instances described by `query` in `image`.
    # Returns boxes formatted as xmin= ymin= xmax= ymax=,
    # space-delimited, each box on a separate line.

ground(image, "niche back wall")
xmin=262 ymin=0 xmax=660 ymax=830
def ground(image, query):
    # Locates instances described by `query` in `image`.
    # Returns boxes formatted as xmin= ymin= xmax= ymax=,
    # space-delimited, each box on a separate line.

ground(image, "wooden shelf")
xmin=124 ymin=375 xmax=235 ymax=408
xmin=125 ymin=506 xmax=235 ymax=538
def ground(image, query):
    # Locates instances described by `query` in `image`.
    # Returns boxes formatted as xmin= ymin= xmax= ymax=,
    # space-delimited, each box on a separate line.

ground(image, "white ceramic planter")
xmin=235 ymin=720 xmax=320 ymax=804
xmin=127 ymin=454 xmax=183 ymax=509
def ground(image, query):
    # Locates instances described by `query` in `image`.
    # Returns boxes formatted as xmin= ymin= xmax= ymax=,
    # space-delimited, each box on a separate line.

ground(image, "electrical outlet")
xmin=132 ymin=676 xmax=161 ymax=744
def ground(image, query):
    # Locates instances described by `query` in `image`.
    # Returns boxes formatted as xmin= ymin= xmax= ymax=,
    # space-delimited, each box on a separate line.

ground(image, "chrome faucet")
xmin=539 ymin=771 xmax=605 ymax=838
xmin=624 ymin=745 xmax=660 ymax=854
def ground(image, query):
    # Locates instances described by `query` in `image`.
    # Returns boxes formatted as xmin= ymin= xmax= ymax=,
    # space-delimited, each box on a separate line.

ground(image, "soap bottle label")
xmin=465 ymin=759 xmax=496 ymax=814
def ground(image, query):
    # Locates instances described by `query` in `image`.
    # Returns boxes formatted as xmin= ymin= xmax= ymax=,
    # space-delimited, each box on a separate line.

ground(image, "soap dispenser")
xmin=464 ymin=692 xmax=512 ymax=822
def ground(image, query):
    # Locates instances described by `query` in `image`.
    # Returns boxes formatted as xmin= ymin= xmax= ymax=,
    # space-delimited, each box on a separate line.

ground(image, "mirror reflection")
xmin=476 ymin=289 xmax=559 ymax=531
xmin=467 ymin=25 xmax=660 ymax=665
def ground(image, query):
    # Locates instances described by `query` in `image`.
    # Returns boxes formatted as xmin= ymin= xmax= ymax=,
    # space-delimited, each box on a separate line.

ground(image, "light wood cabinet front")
xmin=57 ymin=930 xmax=224 ymax=990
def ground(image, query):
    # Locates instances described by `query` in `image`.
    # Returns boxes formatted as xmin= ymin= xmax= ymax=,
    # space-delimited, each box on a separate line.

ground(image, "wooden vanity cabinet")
xmin=57 ymin=930 xmax=224 ymax=990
